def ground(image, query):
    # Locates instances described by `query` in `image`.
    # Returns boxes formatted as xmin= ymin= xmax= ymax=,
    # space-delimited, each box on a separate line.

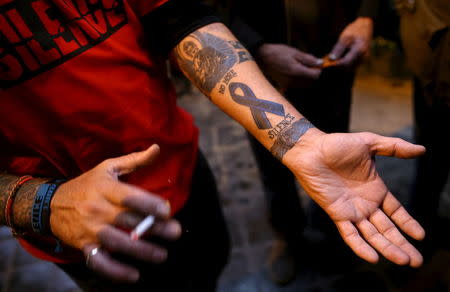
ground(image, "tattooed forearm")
xmin=270 ymin=118 xmax=315 ymax=160
xmin=268 ymin=113 xmax=295 ymax=139
xmin=175 ymin=31 xmax=253 ymax=95
xmin=229 ymin=82 xmax=285 ymax=129
xmin=1 ymin=173 xmax=47 ymax=232
xmin=0 ymin=174 xmax=16 ymax=225
xmin=12 ymin=178 xmax=48 ymax=232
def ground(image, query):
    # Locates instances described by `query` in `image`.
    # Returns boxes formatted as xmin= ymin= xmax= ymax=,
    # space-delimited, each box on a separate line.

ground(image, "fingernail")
xmin=157 ymin=203 xmax=170 ymax=216
xmin=329 ymin=54 xmax=336 ymax=60
xmin=316 ymin=59 xmax=324 ymax=66
xmin=167 ymin=223 xmax=182 ymax=238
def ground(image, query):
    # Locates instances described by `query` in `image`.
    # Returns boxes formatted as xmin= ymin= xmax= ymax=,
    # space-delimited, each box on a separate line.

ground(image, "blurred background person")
xmin=395 ymin=0 xmax=450 ymax=259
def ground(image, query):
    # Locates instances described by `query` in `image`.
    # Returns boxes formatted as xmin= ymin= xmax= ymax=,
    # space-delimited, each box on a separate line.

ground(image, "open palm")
xmin=286 ymin=131 xmax=426 ymax=267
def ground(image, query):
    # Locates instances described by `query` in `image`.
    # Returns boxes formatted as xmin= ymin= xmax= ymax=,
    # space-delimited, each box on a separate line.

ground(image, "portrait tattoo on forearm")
xmin=175 ymin=31 xmax=253 ymax=95
xmin=270 ymin=118 xmax=315 ymax=160
xmin=229 ymin=82 xmax=285 ymax=129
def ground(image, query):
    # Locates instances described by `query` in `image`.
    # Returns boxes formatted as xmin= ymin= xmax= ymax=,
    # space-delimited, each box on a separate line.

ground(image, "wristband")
xmin=31 ymin=179 xmax=65 ymax=235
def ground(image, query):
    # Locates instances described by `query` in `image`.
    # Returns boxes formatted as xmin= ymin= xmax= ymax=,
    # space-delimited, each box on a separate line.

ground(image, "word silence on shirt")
xmin=0 ymin=0 xmax=127 ymax=88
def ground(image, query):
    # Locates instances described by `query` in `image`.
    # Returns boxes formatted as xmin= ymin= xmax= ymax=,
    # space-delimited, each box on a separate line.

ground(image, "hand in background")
xmin=50 ymin=145 xmax=182 ymax=282
xmin=329 ymin=17 xmax=374 ymax=67
xmin=257 ymin=43 xmax=323 ymax=89
xmin=285 ymin=130 xmax=426 ymax=267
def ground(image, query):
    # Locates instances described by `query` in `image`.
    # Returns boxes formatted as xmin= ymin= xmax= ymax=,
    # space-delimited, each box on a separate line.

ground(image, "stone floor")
xmin=0 ymin=73 xmax=449 ymax=292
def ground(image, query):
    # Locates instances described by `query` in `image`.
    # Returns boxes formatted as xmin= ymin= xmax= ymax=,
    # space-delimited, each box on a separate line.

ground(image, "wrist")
xmin=31 ymin=179 xmax=66 ymax=236
xmin=282 ymin=127 xmax=326 ymax=170
xmin=49 ymin=181 xmax=69 ymax=238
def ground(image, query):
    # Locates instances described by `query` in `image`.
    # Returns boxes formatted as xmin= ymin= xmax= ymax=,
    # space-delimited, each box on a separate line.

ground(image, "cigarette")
xmin=130 ymin=215 xmax=155 ymax=240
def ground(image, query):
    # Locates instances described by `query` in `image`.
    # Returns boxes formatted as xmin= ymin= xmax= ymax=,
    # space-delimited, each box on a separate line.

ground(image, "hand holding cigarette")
xmin=52 ymin=145 xmax=182 ymax=283
xmin=130 ymin=200 xmax=172 ymax=240
xmin=131 ymin=215 xmax=155 ymax=240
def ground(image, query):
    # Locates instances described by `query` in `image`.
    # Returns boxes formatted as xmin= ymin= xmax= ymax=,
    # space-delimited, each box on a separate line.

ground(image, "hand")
xmin=50 ymin=145 xmax=182 ymax=282
xmin=329 ymin=17 xmax=374 ymax=67
xmin=257 ymin=43 xmax=323 ymax=89
xmin=285 ymin=130 xmax=426 ymax=267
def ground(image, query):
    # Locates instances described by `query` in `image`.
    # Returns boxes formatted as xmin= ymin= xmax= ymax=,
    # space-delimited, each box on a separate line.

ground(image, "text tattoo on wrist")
xmin=176 ymin=31 xmax=252 ymax=95
xmin=268 ymin=113 xmax=295 ymax=139
xmin=270 ymin=118 xmax=315 ymax=160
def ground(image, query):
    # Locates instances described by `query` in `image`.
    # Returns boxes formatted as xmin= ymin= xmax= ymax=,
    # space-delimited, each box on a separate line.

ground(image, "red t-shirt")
xmin=0 ymin=0 xmax=199 ymax=262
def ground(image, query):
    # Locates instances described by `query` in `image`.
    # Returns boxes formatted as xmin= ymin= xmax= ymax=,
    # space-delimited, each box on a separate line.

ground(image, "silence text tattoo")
xmin=270 ymin=118 xmax=315 ymax=160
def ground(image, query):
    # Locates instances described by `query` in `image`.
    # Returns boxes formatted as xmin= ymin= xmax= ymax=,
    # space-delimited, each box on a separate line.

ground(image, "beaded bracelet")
xmin=31 ymin=179 xmax=66 ymax=235
xmin=4 ymin=175 xmax=34 ymax=228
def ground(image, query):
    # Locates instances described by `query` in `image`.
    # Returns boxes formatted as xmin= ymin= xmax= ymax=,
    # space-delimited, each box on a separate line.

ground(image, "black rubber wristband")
xmin=31 ymin=180 xmax=65 ymax=235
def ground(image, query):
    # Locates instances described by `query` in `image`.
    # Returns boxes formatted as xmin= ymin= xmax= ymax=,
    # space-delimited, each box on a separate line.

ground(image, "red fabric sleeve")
xmin=127 ymin=0 xmax=169 ymax=17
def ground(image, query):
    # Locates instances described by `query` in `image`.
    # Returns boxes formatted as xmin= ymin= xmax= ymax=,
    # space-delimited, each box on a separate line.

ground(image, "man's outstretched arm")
xmin=173 ymin=22 xmax=426 ymax=267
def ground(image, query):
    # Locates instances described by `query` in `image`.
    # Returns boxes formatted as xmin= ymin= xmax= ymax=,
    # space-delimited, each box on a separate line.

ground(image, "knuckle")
xmin=383 ymin=225 xmax=396 ymax=237
xmin=286 ymin=65 xmax=297 ymax=74
xmin=98 ymin=159 xmax=114 ymax=170
xmin=80 ymin=201 xmax=104 ymax=215
xmin=380 ymin=242 xmax=391 ymax=254
xmin=105 ymin=237 xmax=121 ymax=251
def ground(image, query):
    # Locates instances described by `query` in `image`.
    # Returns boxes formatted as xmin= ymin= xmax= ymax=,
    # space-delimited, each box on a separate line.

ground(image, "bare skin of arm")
xmin=173 ymin=22 xmax=426 ymax=268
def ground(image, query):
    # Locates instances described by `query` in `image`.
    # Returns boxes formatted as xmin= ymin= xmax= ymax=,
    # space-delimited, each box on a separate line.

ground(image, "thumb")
xmin=329 ymin=39 xmax=347 ymax=60
xmin=109 ymin=144 xmax=160 ymax=176
xmin=362 ymin=133 xmax=426 ymax=159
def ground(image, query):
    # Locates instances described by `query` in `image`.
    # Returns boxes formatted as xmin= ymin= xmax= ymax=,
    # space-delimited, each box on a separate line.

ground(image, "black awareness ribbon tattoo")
xmin=229 ymin=82 xmax=285 ymax=129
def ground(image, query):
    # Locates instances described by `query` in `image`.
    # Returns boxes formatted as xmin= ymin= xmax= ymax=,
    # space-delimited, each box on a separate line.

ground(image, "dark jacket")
xmin=396 ymin=0 xmax=450 ymax=103
xmin=222 ymin=0 xmax=379 ymax=56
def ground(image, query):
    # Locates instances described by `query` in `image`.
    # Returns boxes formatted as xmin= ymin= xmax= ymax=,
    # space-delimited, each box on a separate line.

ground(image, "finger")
xmin=105 ymin=182 xmax=171 ymax=219
xmin=84 ymin=244 xmax=140 ymax=283
xmin=98 ymin=226 xmax=168 ymax=263
xmin=114 ymin=210 xmax=181 ymax=241
xmin=335 ymin=221 xmax=379 ymax=263
xmin=336 ymin=43 xmax=363 ymax=67
xmin=147 ymin=219 xmax=182 ymax=241
xmin=114 ymin=211 xmax=145 ymax=229
xmin=289 ymin=63 xmax=322 ymax=80
xmin=329 ymin=40 xmax=347 ymax=60
xmin=383 ymin=192 xmax=425 ymax=241
xmin=356 ymin=219 xmax=410 ymax=266
xmin=370 ymin=210 xmax=423 ymax=267
xmin=362 ymin=132 xmax=426 ymax=158
xmin=106 ymin=144 xmax=160 ymax=176
xmin=294 ymin=52 xmax=324 ymax=67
